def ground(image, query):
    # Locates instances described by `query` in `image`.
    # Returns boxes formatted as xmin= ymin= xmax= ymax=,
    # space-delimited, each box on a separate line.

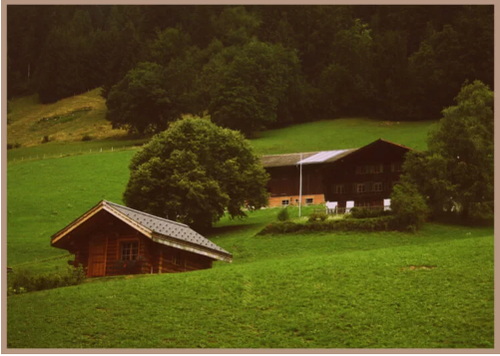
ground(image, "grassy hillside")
xmin=7 ymin=118 xmax=436 ymax=166
xmin=7 ymin=89 xmax=128 ymax=147
xmin=251 ymin=118 xmax=435 ymax=154
xmin=7 ymin=219 xmax=494 ymax=348
xmin=7 ymin=107 xmax=492 ymax=348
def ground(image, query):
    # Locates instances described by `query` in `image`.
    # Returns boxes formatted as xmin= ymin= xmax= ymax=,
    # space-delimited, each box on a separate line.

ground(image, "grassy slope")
xmin=7 ymin=100 xmax=493 ymax=348
xmin=7 ymin=221 xmax=493 ymax=348
xmin=7 ymin=89 xmax=128 ymax=147
xmin=7 ymin=117 xmax=436 ymax=165
xmin=251 ymin=118 xmax=435 ymax=154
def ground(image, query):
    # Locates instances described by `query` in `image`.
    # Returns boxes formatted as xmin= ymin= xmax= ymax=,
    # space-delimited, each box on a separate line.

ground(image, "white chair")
xmin=325 ymin=201 xmax=338 ymax=214
xmin=384 ymin=199 xmax=391 ymax=211
xmin=346 ymin=201 xmax=355 ymax=214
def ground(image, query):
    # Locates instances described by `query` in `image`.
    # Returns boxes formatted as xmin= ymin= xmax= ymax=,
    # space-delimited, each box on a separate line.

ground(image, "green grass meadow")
xmin=6 ymin=115 xmax=494 ymax=349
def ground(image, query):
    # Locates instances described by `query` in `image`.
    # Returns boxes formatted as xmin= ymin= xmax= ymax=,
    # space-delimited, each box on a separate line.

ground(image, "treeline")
xmin=8 ymin=5 xmax=493 ymax=135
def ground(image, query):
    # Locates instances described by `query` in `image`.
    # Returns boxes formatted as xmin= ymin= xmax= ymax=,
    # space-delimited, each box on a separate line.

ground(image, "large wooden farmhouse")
xmin=51 ymin=200 xmax=233 ymax=278
xmin=261 ymin=139 xmax=411 ymax=209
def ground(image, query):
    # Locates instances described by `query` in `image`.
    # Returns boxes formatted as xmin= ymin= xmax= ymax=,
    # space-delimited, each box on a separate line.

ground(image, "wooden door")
xmin=87 ymin=235 xmax=108 ymax=277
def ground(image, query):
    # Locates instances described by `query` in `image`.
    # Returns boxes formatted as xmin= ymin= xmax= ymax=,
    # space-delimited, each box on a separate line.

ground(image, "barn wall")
xmin=67 ymin=210 xmax=215 ymax=277
xmin=268 ymin=194 xmax=325 ymax=208
xmin=263 ymin=141 xmax=409 ymax=208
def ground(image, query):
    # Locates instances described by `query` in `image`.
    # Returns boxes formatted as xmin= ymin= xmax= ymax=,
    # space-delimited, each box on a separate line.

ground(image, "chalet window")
xmin=356 ymin=166 xmax=363 ymax=175
xmin=282 ymin=199 xmax=290 ymax=207
xmin=357 ymin=183 xmax=366 ymax=193
xmin=391 ymin=163 xmax=402 ymax=172
xmin=173 ymin=250 xmax=182 ymax=266
xmin=306 ymin=198 xmax=314 ymax=205
xmin=373 ymin=182 xmax=383 ymax=192
xmin=120 ymin=242 xmax=138 ymax=261
xmin=364 ymin=165 xmax=371 ymax=174
xmin=335 ymin=184 xmax=346 ymax=194
xmin=373 ymin=164 xmax=384 ymax=174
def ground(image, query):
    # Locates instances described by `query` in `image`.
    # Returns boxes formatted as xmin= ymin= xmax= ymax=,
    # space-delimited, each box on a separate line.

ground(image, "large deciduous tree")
xmin=105 ymin=62 xmax=175 ymax=134
xmin=123 ymin=117 xmax=270 ymax=230
xmin=202 ymin=40 xmax=303 ymax=136
xmin=402 ymin=80 xmax=493 ymax=219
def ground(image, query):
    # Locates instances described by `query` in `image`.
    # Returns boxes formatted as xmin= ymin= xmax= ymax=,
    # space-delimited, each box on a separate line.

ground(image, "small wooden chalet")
xmin=261 ymin=139 xmax=411 ymax=209
xmin=51 ymin=200 xmax=233 ymax=278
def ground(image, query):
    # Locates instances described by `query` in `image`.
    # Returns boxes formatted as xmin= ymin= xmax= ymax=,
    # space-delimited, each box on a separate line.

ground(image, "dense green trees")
xmin=402 ymin=80 xmax=494 ymax=220
xmin=106 ymin=62 xmax=178 ymax=134
xmin=123 ymin=118 xmax=269 ymax=230
xmin=8 ymin=5 xmax=494 ymax=132
xmin=201 ymin=40 xmax=303 ymax=135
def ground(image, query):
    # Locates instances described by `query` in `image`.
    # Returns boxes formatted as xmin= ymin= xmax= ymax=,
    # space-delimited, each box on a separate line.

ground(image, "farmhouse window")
xmin=306 ymin=198 xmax=314 ymax=205
xmin=335 ymin=184 xmax=346 ymax=194
xmin=356 ymin=166 xmax=363 ymax=175
xmin=373 ymin=182 xmax=383 ymax=191
xmin=120 ymin=241 xmax=138 ymax=261
xmin=282 ymin=199 xmax=290 ymax=206
xmin=173 ymin=250 xmax=182 ymax=266
xmin=357 ymin=184 xmax=366 ymax=193
xmin=373 ymin=164 xmax=384 ymax=174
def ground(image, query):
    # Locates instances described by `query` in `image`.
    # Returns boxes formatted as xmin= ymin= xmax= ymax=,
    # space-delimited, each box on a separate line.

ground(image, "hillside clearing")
xmin=7 ymin=89 xmax=128 ymax=147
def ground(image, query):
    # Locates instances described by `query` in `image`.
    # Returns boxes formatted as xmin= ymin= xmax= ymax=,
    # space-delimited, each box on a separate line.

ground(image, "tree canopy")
xmin=402 ymin=80 xmax=493 ymax=220
xmin=123 ymin=117 xmax=270 ymax=230
xmin=8 ymin=5 xmax=493 ymax=133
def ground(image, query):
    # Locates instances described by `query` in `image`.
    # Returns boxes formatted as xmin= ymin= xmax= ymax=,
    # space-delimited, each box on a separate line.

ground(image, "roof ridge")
xmin=262 ymin=148 xmax=358 ymax=158
xmin=261 ymin=151 xmax=319 ymax=157
xmin=103 ymin=200 xmax=189 ymax=228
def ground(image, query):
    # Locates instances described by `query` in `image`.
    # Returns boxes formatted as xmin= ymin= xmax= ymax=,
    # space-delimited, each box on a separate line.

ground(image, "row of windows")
xmin=355 ymin=163 xmax=402 ymax=174
xmin=120 ymin=241 xmax=183 ymax=266
xmin=334 ymin=181 xmax=400 ymax=194
xmin=282 ymin=198 xmax=314 ymax=206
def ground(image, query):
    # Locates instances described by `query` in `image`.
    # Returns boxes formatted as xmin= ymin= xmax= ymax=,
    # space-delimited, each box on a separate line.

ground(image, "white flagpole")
xmin=299 ymin=153 xmax=303 ymax=218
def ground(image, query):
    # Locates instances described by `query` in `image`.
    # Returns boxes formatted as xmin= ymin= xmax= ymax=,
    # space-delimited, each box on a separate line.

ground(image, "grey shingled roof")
xmin=104 ymin=201 xmax=231 ymax=256
xmin=260 ymin=152 xmax=319 ymax=168
xmin=261 ymin=148 xmax=358 ymax=168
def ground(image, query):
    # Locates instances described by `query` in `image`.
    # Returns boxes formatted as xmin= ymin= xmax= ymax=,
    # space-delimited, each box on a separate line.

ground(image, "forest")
xmin=7 ymin=5 xmax=493 ymax=135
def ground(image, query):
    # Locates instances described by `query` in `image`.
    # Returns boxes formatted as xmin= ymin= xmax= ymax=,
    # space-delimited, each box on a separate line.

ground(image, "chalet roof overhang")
xmin=51 ymin=201 xmax=233 ymax=263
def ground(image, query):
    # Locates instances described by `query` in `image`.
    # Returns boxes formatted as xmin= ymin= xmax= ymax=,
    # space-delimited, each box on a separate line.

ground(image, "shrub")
xmin=277 ymin=208 xmax=290 ymax=221
xmin=391 ymin=180 xmax=429 ymax=232
xmin=7 ymin=142 xmax=22 ymax=150
xmin=81 ymin=134 xmax=93 ymax=141
xmin=351 ymin=207 xmax=390 ymax=219
xmin=308 ymin=211 xmax=327 ymax=222
xmin=41 ymin=135 xmax=50 ymax=144
xmin=258 ymin=215 xmax=400 ymax=235
xmin=7 ymin=265 xmax=86 ymax=295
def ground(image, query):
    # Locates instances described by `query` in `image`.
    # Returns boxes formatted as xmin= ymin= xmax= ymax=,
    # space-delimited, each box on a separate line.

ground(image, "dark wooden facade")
xmin=52 ymin=201 xmax=232 ymax=278
xmin=262 ymin=139 xmax=411 ymax=208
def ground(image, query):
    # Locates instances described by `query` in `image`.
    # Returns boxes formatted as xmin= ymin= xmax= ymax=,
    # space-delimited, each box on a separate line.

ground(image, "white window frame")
xmin=282 ymin=199 xmax=290 ymax=207
xmin=357 ymin=183 xmax=366 ymax=193
xmin=373 ymin=182 xmax=383 ymax=192
xmin=305 ymin=198 xmax=314 ymax=205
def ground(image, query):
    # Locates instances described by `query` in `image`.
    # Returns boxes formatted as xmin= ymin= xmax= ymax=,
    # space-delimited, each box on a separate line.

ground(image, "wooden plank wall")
xmin=67 ymin=210 xmax=215 ymax=277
